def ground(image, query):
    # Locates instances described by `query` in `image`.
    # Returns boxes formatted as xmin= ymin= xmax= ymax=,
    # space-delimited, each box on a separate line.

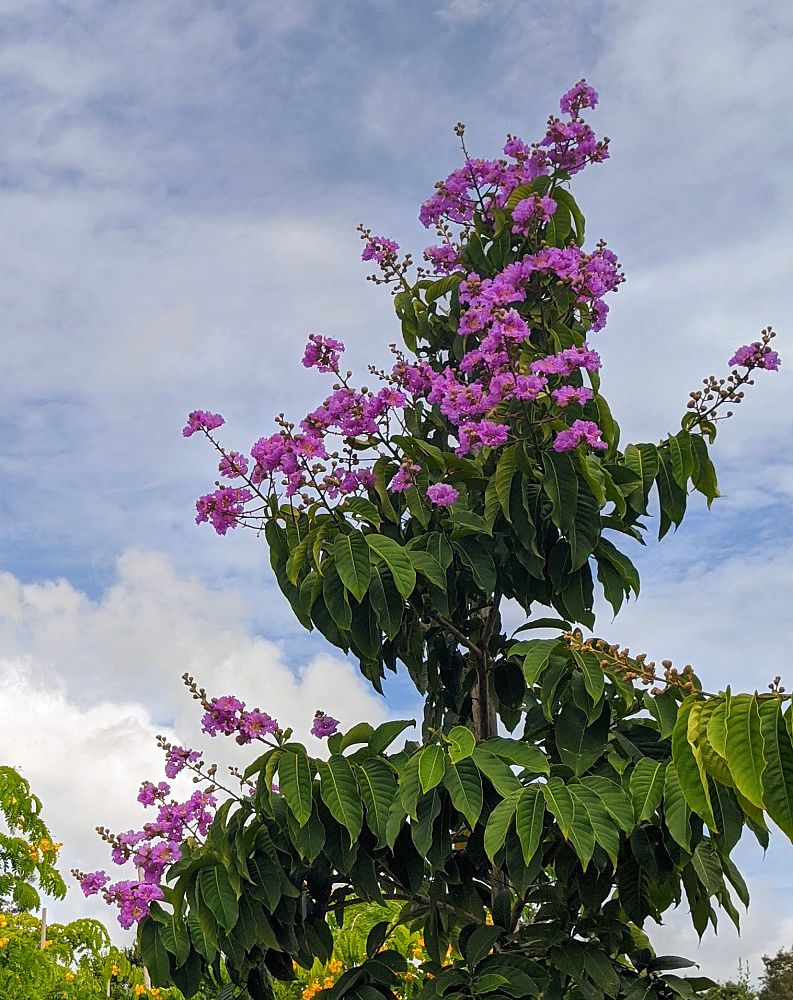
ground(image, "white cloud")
xmin=0 ymin=550 xmax=392 ymax=934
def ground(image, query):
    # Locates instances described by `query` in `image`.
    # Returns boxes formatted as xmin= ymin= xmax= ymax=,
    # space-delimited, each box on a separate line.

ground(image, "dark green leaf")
xmin=334 ymin=532 xmax=372 ymax=602
xmin=365 ymin=535 xmax=416 ymax=598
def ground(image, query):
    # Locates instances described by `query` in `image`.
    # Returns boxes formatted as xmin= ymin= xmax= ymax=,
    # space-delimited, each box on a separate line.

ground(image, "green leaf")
xmin=368 ymin=564 xmax=403 ymax=640
xmin=542 ymin=777 xmax=575 ymax=839
xmin=690 ymin=435 xmax=720 ymax=507
xmin=481 ymin=736 xmax=550 ymax=775
xmin=668 ymin=432 xmax=694 ymax=490
xmin=494 ymin=445 xmax=519 ymax=519
xmin=630 ymin=758 xmax=666 ymax=823
xmin=543 ymin=452 xmax=578 ymax=535
xmin=198 ymin=866 xmax=239 ymax=933
xmin=567 ymin=482 xmax=600 ymax=571
xmin=365 ymin=535 xmax=416 ymax=599
xmin=553 ymin=188 xmax=585 ymax=245
xmin=582 ymin=776 xmax=635 ymax=834
xmin=334 ymin=532 xmax=372 ymax=602
xmin=484 ymin=791 xmax=520 ymax=862
xmin=758 ymin=698 xmax=793 ymax=839
xmin=522 ymin=638 xmax=560 ymax=686
xmin=555 ymin=702 xmax=610 ymax=777
xmin=187 ymin=906 xmax=217 ymax=962
xmin=278 ymin=747 xmax=314 ymax=827
xmin=570 ymin=784 xmax=620 ymax=868
xmin=572 ymin=649 xmax=605 ymax=709
xmin=154 ymin=906 xmax=191 ymax=966
xmin=408 ymin=549 xmax=447 ymax=590
xmin=465 ymin=925 xmax=503 ymax=967
xmin=663 ymin=762 xmax=692 ymax=851
xmin=356 ymin=758 xmax=396 ymax=846
xmin=443 ymin=758 xmax=483 ymax=828
xmin=398 ymin=752 xmax=422 ymax=820
xmin=447 ymin=725 xmax=476 ymax=763
xmin=672 ymin=696 xmax=717 ymax=829
xmin=624 ymin=443 xmax=659 ymax=510
xmin=450 ymin=509 xmax=493 ymax=537
xmin=455 ymin=538 xmax=497 ymax=594
xmin=418 ymin=744 xmax=447 ymax=793
xmin=472 ymin=748 xmax=522 ymax=796
xmin=339 ymin=722 xmax=375 ymax=751
xmin=342 ymin=496 xmax=382 ymax=527
xmin=424 ymin=272 xmax=464 ymax=304
xmin=515 ymin=785 xmax=545 ymax=864
xmin=368 ymin=718 xmax=415 ymax=755
xmin=322 ymin=562 xmax=352 ymax=630
xmin=655 ymin=451 xmax=687 ymax=539
xmin=318 ymin=755 xmax=364 ymax=843
xmin=725 ymin=694 xmax=765 ymax=810
xmin=139 ymin=919 xmax=172 ymax=987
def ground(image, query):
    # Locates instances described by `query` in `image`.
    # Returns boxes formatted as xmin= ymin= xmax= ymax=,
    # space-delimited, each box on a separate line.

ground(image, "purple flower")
xmin=201 ymin=695 xmax=245 ymax=737
xmin=729 ymin=342 xmax=781 ymax=371
xmin=457 ymin=420 xmax=509 ymax=455
xmin=182 ymin=410 xmax=224 ymax=438
xmin=559 ymin=80 xmax=599 ymax=118
xmin=553 ymin=419 xmax=607 ymax=453
xmin=195 ymin=486 xmax=252 ymax=535
xmin=552 ymin=386 xmax=593 ymax=407
xmin=302 ymin=334 xmax=345 ymax=373
xmin=427 ymin=484 xmax=459 ymax=507
xmin=239 ymin=710 xmax=279 ymax=742
xmin=218 ymin=451 xmax=249 ymax=479
xmin=80 ymin=870 xmax=109 ymax=897
xmin=163 ymin=746 xmax=201 ymax=779
xmin=423 ymin=244 xmax=462 ymax=274
xmin=512 ymin=195 xmax=557 ymax=234
xmin=361 ymin=236 xmax=399 ymax=265
xmin=389 ymin=462 xmax=422 ymax=493
xmin=137 ymin=781 xmax=170 ymax=807
xmin=311 ymin=713 xmax=339 ymax=738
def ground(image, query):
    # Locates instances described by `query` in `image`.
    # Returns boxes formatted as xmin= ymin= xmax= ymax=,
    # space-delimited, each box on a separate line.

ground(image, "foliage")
xmin=80 ymin=81 xmax=786 ymax=1000
xmin=759 ymin=947 xmax=793 ymax=1000
xmin=704 ymin=963 xmax=756 ymax=1000
xmin=1 ymin=764 xmax=66 ymax=910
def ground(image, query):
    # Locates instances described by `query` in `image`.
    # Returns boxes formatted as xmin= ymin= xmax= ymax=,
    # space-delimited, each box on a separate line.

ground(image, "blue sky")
xmin=1 ymin=0 xmax=792 ymax=980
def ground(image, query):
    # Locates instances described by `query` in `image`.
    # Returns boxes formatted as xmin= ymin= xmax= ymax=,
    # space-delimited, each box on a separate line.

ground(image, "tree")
xmin=80 ymin=80 xmax=787 ymax=1000
xmin=760 ymin=948 xmax=793 ymax=1000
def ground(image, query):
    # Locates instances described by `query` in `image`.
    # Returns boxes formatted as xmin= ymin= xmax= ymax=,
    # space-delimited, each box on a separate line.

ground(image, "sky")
xmin=1 ymin=0 xmax=792 ymax=983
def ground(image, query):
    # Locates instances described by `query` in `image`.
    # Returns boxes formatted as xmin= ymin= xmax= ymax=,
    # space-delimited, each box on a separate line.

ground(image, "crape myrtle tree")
xmin=78 ymin=82 xmax=789 ymax=1000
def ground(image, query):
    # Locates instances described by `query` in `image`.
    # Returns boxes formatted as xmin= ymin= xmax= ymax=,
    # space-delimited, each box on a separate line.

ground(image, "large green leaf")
xmin=725 ymin=694 xmax=765 ymax=810
xmin=447 ymin=725 xmax=476 ymax=763
xmin=623 ymin=443 xmax=659 ymax=510
xmin=480 ymin=736 xmax=549 ymax=775
xmin=322 ymin=562 xmax=352 ymax=630
xmin=758 ymin=698 xmax=793 ymax=839
xmin=672 ymin=697 xmax=717 ymax=829
xmin=555 ymin=702 xmax=610 ymax=777
xmin=365 ymin=535 xmax=416 ymax=598
xmin=663 ymin=762 xmax=692 ymax=851
xmin=484 ymin=791 xmax=520 ymax=862
xmin=630 ymin=758 xmax=666 ymax=823
xmin=443 ymin=758 xmax=483 ymax=828
xmin=139 ymin=918 xmax=172 ymax=987
xmin=515 ymin=785 xmax=545 ymax=864
xmin=153 ymin=904 xmax=191 ymax=967
xmin=472 ymin=748 xmax=522 ymax=796
xmin=408 ymin=549 xmax=447 ymax=591
xmin=582 ymin=776 xmax=635 ymax=834
xmin=543 ymin=452 xmax=578 ymax=535
xmin=356 ymin=757 xmax=397 ymax=846
xmin=521 ymin=639 xmax=561 ymax=686
xmin=368 ymin=564 xmax=403 ymax=640
xmin=318 ymin=755 xmax=364 ymax=843
xmin=570 ymin=783 xmax=620 ymax=868
xmin=418 ymin=744 xmax=447 ymax=793
xmin=198 ymin=866 xmax=239 ymax=933
xmin=368 ymin=718 xmax=416 ymax=755
xmin=542 ymin=777 xmax=576 ymax=839
xmin=278 ymin=747 xmax=314 ymax=827
xmin=334 ymin=532 xmax=372 ymax=602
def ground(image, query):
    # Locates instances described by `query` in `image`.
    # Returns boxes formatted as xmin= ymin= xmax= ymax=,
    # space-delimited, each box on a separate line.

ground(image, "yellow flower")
xmin=485 ymin=912 xmax=494 ymax=925
xmin=43 ymin=939 xmax=53 ymax=949
xmin=110 ymin=964 xmax=120 ymax=977
xmin=327 ymin=958 xmax=343 ymax=973
xmin=0 ymin=938 xmax=9 ymax=948
xmin=0 ymin=914 xmax=7 ymax=928
xmin=323 ymin=978 xmax=334 ymax=989
xmin=151 ymin=990 xmax=161 ymax=998
xmin=39 ymin=838 xmax=52 ymax=851
xmin=29 ymin=845 xmax=40 ymax=860
xmin=405 ymin=971 xmax=415 ymax=981
xmin=65 ymin=972 xmax=75 ymax=982
xmin=134 ymin=986 xmax=147 ymax=997
xmin=54 ymin=842 xmax=63 ymax=852
xmin=9 ymin=796 xmax=17 ymax=805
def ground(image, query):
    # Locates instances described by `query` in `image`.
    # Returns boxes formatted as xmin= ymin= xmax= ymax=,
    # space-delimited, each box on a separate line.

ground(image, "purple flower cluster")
xmin=389 ymin=461 xmax=422 ymax=493
xmin=423 ymin=243 xmax=463 ymax=274
xmin=183 ymin=410 xmax=224 ymax=438
xmin=218 ymin=451 xmax=249 ymax=479
xmin=512 ymin=194 xmax=557 ymax=235
xmin=729 ymin=341 xmax=781 ymax=371
xmin=201 ymin=695 xmax=279 ymax=744
xmin=302 ymin=334 xmax=345 ymax=373
xmin=163 ymin=745 xmax=201 ymax=779
xmin=553 ymin=419 xmax=607 ymax=453
xmin=418 ymin=80 xmax=607 ymax=230
xmin=361 ymin=236 xmax=399 ymax=266
xmin=195 ymin=486 xmax=253 ymax=535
